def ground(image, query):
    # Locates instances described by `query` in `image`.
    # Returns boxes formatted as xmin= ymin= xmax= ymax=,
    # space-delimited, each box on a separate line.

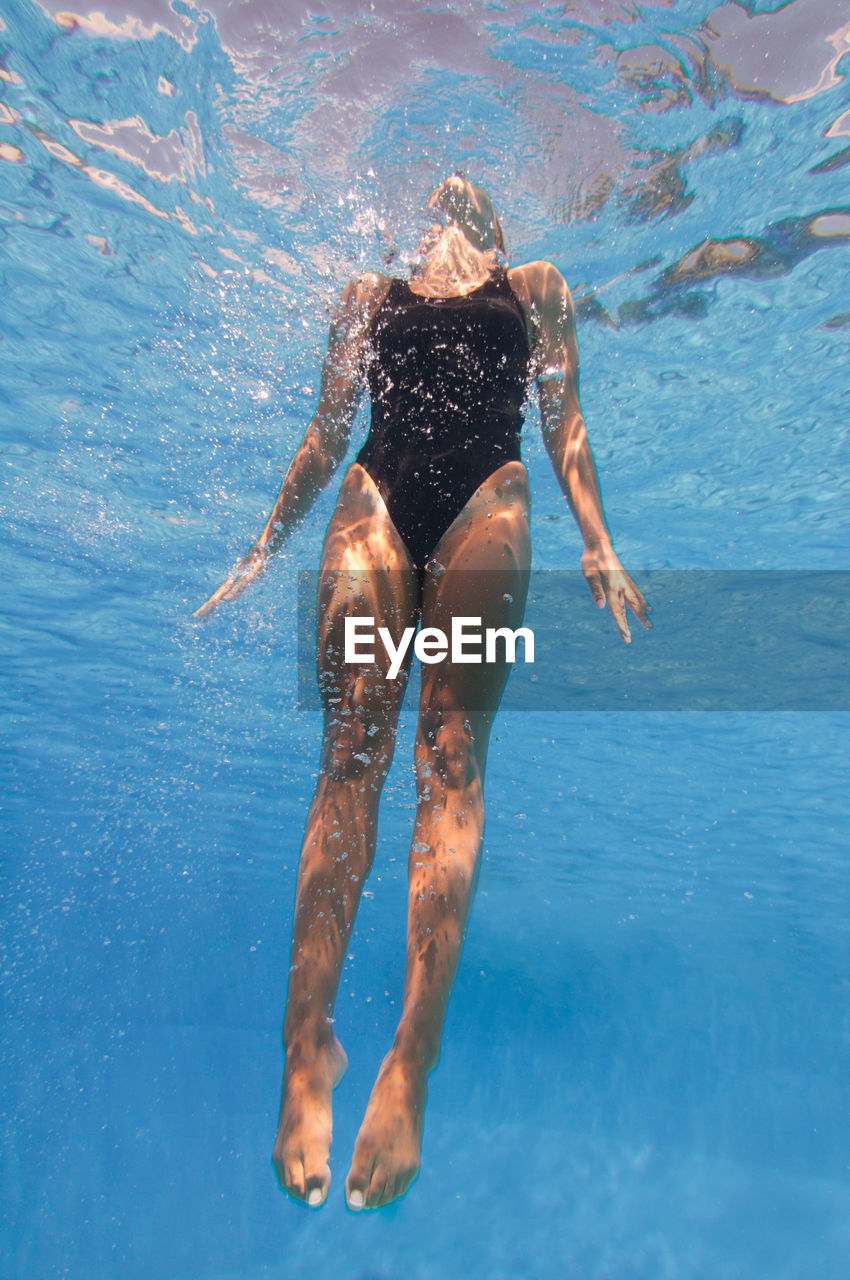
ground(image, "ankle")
xmin=389 ymin=1030 xmax=435 ymax=1077
xmin=284 ymin=1020 xmax=341 ymax=1064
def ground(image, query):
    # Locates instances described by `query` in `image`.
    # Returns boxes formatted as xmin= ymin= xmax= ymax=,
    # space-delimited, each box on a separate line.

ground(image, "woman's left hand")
xmin=581 ymin=547 xmax=651 ymax=644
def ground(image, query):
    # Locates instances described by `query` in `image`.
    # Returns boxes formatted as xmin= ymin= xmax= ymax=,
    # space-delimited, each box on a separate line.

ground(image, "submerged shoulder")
xmin=508 ymin=260 xmax=573 ymax=316
xmin=331 ymin=273 xmax=394 ymax=338
xmin=341 ymin=272 xmax=393 ymax=311
xmin=509 ymin=263 xmax=576 ymax=365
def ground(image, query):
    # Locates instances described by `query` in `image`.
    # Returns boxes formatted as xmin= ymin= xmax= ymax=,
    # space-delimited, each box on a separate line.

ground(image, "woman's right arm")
xmin=193 ymin=273 xmax=388 ymax=621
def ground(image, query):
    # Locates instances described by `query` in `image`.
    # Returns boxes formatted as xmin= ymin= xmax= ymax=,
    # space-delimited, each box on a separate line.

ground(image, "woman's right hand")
xmin=193 ymin=546 xmax=269 ymax=622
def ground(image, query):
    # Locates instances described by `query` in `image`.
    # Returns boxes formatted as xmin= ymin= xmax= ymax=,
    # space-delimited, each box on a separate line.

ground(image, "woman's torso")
xmin=362 ymin=268 xmax=531 ymax=457
xmin=354 ymin=267 xmax=532 ymax=570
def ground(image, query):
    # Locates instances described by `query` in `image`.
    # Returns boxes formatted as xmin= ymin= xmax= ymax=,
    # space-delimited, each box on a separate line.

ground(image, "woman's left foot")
xmin=345 ymin=1050 xmax=427 ymax=1210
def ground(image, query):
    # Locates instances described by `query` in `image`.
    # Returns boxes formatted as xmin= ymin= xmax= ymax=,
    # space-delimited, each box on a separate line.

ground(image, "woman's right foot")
xmin=272 ymin=1034 xmax=347 ymax=1207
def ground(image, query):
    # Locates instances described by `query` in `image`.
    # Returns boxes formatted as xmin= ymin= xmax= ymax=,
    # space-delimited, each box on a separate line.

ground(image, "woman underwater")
xmin=195 ymin=173 xmax=649 ymax=1211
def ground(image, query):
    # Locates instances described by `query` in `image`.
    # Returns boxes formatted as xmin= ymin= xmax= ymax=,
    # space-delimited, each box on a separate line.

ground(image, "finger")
xmin=193 ymin=593 xmax=226 ymax=621
xmin=210 ymin=576 xmax=245 ymax=607
xmin=607 ymin=586 xmax=631 ymax=644
xmin=584 ymin=570 xmax=607 ymax=609
xmin=193 ymin=577 xmax=241 ymax=620
xmin=220 ymin=564 xmax=263 ymax=602
xmin=631 ymin=583 xmax=651 ymax=613
xmin=626 ymin=587 xmax=652 ymax=629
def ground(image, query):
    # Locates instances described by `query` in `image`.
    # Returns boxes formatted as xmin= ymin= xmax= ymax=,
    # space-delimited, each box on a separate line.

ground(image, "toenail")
xmin=347 ymin=1189 xmax=364 ymax=1211
xmin=307 ymin=1188 xmax=323 ymax=1207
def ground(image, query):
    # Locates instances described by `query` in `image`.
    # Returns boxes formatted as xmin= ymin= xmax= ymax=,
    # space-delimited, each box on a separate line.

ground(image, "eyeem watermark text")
xmin=345 ymin=616 xmax=535 ymax=679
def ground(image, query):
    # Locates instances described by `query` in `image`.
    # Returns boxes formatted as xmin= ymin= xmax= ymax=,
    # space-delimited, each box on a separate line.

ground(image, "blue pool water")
xmin=2 ymin=0 xmax=849 ymax=1276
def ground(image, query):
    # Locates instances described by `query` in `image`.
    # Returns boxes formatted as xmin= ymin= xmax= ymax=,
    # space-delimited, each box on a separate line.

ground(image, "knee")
xmin=415 ymin=703 xmax=477 ymax=793
xmin=322 ymin=707 xmax=394 ymax=784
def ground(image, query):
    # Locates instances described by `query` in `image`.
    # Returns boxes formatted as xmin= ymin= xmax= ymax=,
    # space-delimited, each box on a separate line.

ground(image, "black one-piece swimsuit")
xmin=356 ymin=268 xmax=531 ymax=579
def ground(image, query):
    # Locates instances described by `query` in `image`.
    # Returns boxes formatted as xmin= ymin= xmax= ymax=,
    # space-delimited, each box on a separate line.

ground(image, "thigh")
xmin=317 ymin=464 xmax=420 ymax=733
xmin=417 ymin=461 xmax=532 ymax=763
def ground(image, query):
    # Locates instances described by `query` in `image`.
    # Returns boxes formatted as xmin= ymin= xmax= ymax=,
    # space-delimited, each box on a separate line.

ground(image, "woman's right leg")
xmin=273 ymin=464 xmax=420 ymax=1207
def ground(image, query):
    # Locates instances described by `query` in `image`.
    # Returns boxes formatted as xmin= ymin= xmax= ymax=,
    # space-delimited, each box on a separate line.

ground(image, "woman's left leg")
xmin=345 ymin=461 xmax=531 ymax=1210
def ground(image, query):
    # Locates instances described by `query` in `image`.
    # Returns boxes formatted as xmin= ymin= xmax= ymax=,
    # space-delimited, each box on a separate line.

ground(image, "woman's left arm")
xmin=516 ymin=261 xmax=650 ymax=643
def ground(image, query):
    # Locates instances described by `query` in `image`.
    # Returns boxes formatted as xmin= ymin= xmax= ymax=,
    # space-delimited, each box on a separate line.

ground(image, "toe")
xmin=346 ymin=1147 xmax=376 ymax=1210
xmin=304 ymin=1167 xmax=330 ymax=1209
xmin=385 ymin=1173 xmax=401 ymax=1206
xmin=367 ymin=1167 xmax=389 ymax=1208
xmin=345 ymin=1158 xmax=375 ymax=1211
xmin=306 ymin=1183 xmax=326 ymax=1209
xmin=346 ymin=1185 xmax=365 ymax=1212
xmin=284 ymin=1158 xmax=306 ymax=1201
xmin=396 ymin=1164 xmax=418 ymax=1201
xmin=380 ymin=1165 xmax=417 ymax=1208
